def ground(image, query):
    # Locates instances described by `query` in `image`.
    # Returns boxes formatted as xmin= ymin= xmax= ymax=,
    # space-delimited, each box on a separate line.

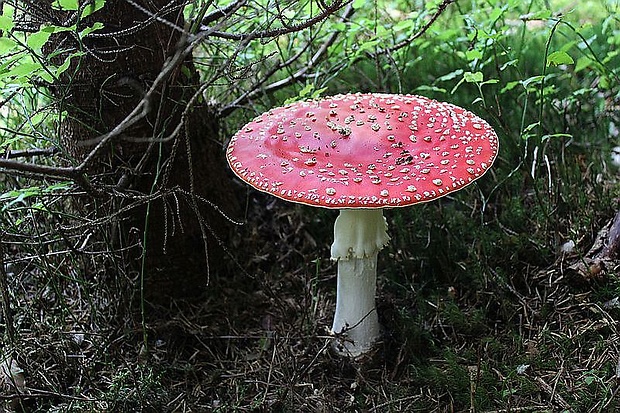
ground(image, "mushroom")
xmin=226 ymin=93 xmax=499 ymax=357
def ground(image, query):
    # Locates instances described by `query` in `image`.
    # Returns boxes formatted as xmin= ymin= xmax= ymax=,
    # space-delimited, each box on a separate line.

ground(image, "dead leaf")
xmin=0 ymin=356 xmax=25 ymax=393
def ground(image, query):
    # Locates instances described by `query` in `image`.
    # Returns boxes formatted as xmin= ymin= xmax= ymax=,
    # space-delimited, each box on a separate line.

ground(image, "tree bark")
xmin=41 ymin=0 xmax=238 ymax=303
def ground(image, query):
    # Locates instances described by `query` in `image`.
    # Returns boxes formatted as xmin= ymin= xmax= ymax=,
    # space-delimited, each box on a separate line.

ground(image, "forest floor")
xmin=3 ymin=3 xmax=620 ymax=410
xmin=3 ymin=181 xmax=620 ymax=412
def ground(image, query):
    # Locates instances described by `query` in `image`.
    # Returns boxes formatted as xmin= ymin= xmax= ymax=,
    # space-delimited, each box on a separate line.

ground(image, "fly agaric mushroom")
xmin=226 ymin=93 xmax=498 ymax=357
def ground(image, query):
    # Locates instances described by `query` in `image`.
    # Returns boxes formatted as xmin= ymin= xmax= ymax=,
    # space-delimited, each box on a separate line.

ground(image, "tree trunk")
xmin=41 ymin=1 xmax=238 ymax=303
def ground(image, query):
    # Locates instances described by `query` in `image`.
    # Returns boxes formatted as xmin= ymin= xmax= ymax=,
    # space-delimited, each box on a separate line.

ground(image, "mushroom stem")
xmin=330 ymin=209 xmax=389 ymax=357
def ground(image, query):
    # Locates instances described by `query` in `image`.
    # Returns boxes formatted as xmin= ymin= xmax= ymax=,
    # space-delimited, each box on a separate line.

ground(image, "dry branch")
xmin=1 ymin=148 xmax=58 ymax=159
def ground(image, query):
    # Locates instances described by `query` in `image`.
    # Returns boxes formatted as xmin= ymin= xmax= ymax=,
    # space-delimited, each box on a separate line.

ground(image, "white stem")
xmin=330 ymin=209 xmax=389 ymax=357
xmin=332 ymin=255 xmax=380 ymax=356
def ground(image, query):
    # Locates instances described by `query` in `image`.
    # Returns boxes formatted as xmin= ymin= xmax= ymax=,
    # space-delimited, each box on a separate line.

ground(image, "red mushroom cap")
xmin=227 ymin=93 xmax=499 ymax=208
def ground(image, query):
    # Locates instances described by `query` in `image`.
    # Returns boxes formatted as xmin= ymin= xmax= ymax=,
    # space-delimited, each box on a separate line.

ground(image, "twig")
xmin=2 ymin=147 xmax=58 ymax=159
xmin=201 ymin=0 xmax=247 ymax=26
xmin=0 ymin=388 xmax=97 ymax=402
xmin=535 ymin=376 xmax=572 ymax=411
xmin=378 ymin=0 xmax=455 ymax=55
xmin=220 ymin=1 xmax=355 ymax=116
xmin=0 ymin=241 xmax=16 ymax=345
xmin=0 ymin=158 xmax=77 ymax=180
xmin=0 ymin=90 xmax=18 ymax=109
xmin=481 ymin=407 xmax=552 ymax=413
xmin=368 ymin=394 xmax=423 ymax=412
xmin=199 ymin=0 xmax=348 ymax=41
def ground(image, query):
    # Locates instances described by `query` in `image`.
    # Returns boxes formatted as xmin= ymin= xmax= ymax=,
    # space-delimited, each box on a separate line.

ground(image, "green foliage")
xmin=0 ymin=7 xmax=101 ymax=86
xmin=0 ymin=2 xmax=105 ymax=161
xmin=283 ymin=82 xmax=328 ymax=104
xmin=546 ymin=50 xmax=575 ymax=67
xmin=0 ymin=181 xmax=70 ymax=213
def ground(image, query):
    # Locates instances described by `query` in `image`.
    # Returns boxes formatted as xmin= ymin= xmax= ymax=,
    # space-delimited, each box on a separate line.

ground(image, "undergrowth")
xmin=2 ymin=0 xmax=620 ymax=411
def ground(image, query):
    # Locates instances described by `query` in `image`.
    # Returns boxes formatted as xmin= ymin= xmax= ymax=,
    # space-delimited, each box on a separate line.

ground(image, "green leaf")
xmin=519 ymin=10 xmax=552 ymax=21
xmin=488 ymin=6 xmax=504 ymax=22
xmin=499 ymin=59 xmax=518 ymax=71
xmin=546 ymin=51 xmax=574 ymax=67
xmin=55 ymin=52 xmax=84 ymax=77
xmin=500 ymin=80 xmax=520 ymax=93
xmin=331 ymin=22 xmax=347 ymax=31
xmin=393 ymin=19 xmax=414 ymax=32
xmin=0 ymin=136 xmax=22 ymax=148
xmin=298 ymin=83 xmax=315 ymax=98
xmin=574 ymin=56 xmax=593 ymax=72
xmin=0 ymin=54 xmax=23 ymax=74
xmin=1 ymin=187 xmax=41 ymax=211
xmin=0 ymin=37 xmax=17 ymax=54
xmin=522 ymin=75 xmax=545 ymax=88
xmin=463 ymin=71 xmax=484 ymax=83
xmin=27 ymin=30 xmax=53 ymax=50
xmin=436 ymin=69 xmax=463 ymax=82
xmin=310 ymin=87 xmax=328 ymax=99
xmin=599 ymin=75 xmax=611 ymax=90
xmin=1 ymin=182 xmax=71 ymax=212
xmin=80 ymin=22 xmax=104 ymax=37
xmin=178 ymin=64 xmax=191 ymax=80
xmin=465 ymin=49 xmax=483 ymax=61
xmin=0 ymin=15 xmax=15 ymax=32
xmin=7 ymin=61 xmax=42 ymax=78
xmin=82 ymin=1 xmax=106 ymax=18
xmin=415 ymin=85 xmax=446 ymax=94
xmin=356 ymin=38 xmax=380 ymax=53
xmin=520 ymin=122 xmax=540 ymax=140
xmin=29 ymin=111 xmax=51 ymax=127
xmin=51 ymin=0 xmax=80 ymax=10
xmin=541 ymin=133 xmax=572 ymax=141
xmin=44 ymin=25 xmax=75 ymax=34
xmin=38 ymin=69 xmax=55 ymax=83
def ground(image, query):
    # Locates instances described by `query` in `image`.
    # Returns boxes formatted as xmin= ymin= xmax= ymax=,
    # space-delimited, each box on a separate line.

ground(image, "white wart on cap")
xmin=226 ymin=93 xmax=499 ymax=208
